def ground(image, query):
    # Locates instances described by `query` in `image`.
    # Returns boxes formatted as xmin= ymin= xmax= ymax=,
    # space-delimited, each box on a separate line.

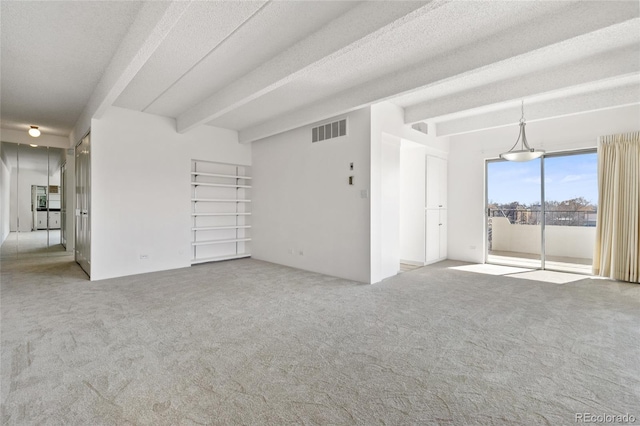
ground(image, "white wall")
xmin=0 ymin=157 xmax=10 ymax=242
xmin=447 ymin=105 xmax=640 ymax=264
xmin=370 ymin=101 xmax=448 ymax=283
xmin=251 ymin=108 xmax=372 ymax=283
xmin=399 ymin=140 xmax=427 ymax=264
xmin=90 ymin=106 xmax=250 ymax=281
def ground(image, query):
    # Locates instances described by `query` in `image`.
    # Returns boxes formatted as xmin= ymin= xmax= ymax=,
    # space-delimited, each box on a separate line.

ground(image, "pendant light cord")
xmin=504 ymin=101 xmax=525 ymax=153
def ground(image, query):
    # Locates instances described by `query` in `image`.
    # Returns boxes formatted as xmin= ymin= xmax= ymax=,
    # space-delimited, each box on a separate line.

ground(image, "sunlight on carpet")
xmin=448 ymin=263 xmax=590 ymax=284
xmin=448 ymin=263 xmax=533 ymax=275
xmin=508 ymin=270 xmax=590 ymax=284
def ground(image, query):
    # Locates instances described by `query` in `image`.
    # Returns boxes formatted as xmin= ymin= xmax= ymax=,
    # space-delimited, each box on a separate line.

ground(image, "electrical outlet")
xmin=469 ymin=245 xmax=477 ymax=250
xmin=298 ymin=249 xmax=304 ymax=256
xmin=140 ymin=254 xmax=149 ymax=260
xmin=288 ymin=248 xmax=294 ymax=255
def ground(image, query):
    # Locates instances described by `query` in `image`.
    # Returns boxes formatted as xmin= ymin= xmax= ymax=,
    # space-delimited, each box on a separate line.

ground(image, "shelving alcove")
xmin=190 ymin=160 xmax=252 ymax=265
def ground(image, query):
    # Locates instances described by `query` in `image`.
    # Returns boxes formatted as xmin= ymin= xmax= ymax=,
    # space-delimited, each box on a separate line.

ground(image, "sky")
xmin=487 ymin=152 xmax=598 ymax=205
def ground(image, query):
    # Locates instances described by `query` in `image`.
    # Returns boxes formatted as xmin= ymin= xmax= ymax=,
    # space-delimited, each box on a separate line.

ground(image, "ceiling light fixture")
xmin=28 ymin=125 xmax=41 ymax=138
xmin=499 ymin=101 xmax=544 ymax=162
xmin=29 ymin=144 xmax=38 ymax=148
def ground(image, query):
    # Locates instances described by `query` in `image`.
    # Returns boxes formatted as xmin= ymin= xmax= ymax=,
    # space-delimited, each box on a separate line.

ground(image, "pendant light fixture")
xmin=499 ymin=101 xmax=544 ymax=162
xmin=28 ymin=125 xmax=41 ymax=137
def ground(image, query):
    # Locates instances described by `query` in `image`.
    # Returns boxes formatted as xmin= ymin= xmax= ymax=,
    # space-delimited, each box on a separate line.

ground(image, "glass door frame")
xmin=485 ymin=148 xmax=597 ymax=272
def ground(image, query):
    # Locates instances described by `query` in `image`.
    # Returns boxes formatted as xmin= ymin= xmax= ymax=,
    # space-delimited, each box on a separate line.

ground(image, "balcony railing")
xmin=487 ymin=209 xmax=596 ymax=263
xmin=488 ymin=208 xmax=597 ymax=227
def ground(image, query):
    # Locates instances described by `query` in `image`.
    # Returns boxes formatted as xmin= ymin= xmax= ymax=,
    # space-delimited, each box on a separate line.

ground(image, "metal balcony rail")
xmin=487 ymin=208 xmax=597 ymax=227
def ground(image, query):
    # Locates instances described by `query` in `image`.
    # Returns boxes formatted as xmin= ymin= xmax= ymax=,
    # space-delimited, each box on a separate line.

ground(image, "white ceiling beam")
xmin=404 ymin=45 xmax=640 ymax=124
xmin=176 ymin=1 xmax=436 ymax=134
xmin=70 ymin=1 xmax=191 ymax=144
xmin=238 ymin=11 xmax=639 ymax=144
xmin=115 ymin=1 xmax=269 ymax=112
xmin=434 ymin=82 xmax=640 ymax=137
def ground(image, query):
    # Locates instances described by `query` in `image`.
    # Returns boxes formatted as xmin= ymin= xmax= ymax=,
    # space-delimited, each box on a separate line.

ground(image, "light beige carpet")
xmin=2 ymin=255 xmax=639 ymax=425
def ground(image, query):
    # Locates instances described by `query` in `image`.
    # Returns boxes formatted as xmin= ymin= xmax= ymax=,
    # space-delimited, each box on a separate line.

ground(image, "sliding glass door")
xmin=486 ymin=158 xmax=542 ymax=269
xmin=486 ymin=150 xmax=597 ymax=273
xmin=543 ymin=152 xmax=597 ymax=273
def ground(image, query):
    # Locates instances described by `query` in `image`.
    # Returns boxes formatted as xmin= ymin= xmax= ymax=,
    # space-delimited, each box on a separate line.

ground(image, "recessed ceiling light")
xmin=29 ymin=144 xmax=39 ymax=148
xmin=28 ymin=126 xmax=41 ymax=137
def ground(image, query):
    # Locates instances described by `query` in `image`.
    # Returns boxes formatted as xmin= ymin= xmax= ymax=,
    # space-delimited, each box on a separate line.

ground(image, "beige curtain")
xmin=593 ymin=131 xmax=640 ymax=283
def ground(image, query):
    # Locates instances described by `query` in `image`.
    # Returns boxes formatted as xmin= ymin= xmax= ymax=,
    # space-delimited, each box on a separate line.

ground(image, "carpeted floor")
xmin=1 ymin=253 xmax=639 ymax=425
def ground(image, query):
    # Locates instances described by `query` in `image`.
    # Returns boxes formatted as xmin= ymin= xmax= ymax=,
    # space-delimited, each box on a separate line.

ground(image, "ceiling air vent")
xmin=312 ymin=119 xmax=347 ymax=142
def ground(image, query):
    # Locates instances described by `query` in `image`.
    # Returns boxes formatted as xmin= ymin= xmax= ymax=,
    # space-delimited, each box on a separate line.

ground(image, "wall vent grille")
xmin=312 ymin=119 xmax=347 ymax=142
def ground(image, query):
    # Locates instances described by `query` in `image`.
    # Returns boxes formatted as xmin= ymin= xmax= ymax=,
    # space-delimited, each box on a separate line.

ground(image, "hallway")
xmin=1 ymin=230 xmax=69 ymax=260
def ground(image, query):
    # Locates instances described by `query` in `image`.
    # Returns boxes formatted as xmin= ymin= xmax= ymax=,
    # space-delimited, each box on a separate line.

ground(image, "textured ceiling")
xmin=0 ymin=1 xmax=143 ymax=136
xmin=1 ymin=0 xmax=638 ymax=142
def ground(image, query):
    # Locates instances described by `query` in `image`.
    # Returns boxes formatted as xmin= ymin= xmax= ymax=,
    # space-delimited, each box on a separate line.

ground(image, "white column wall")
xmin=380 ymin=133 xmax=401 ymax=278
xmin=371 ymin=102 xmax=448 ymax=283
xmin=447 ymin=104 xmax=640 ymax=264
xmin=251 ymin=108 xmax=372 ymax=283
xmin=90 ymin=106 xmax=250 ymax=281
xmin=400 ymin=140 xmax=427 ymax=264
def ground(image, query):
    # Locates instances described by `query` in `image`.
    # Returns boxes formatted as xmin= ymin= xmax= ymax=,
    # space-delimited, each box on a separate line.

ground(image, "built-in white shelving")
xmin=191 ymin=182 xmax=252 ymax=188
xmin=191 ymin=212 xmax=252 ymax=217
xmin=191 ymin=160 xmax=251 ymax=265
xmin=192 ymin=238 xmax=252 ymax=246
xmin=190 ymin=253 xmax=251 ymax=264
xmin=191 ymin=172 xmax=252 ymax=180
xmin=191 ymin=198 xmax=252 ymax=203
xmin=191 ymin=225 xmax=252 ymax=231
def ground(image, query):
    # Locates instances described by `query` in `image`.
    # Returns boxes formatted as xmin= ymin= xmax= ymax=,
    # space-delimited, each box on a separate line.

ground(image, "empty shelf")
xmin=191 ymin=212 xmax=252 ymax=216
xmin=191 ymin=225 xmax=251 ymax=231
xmin=191 ymin=172 xmax=252 ymax=180
xmin=191 ymin=253 xmax=251 ymax=264
xmin=191 ymin=198 xmax=251 ymax=203
xmin=191 ymin=182 xmax=252 ymax=188
xmin=192 ymin=238 xmax=252 ymax=246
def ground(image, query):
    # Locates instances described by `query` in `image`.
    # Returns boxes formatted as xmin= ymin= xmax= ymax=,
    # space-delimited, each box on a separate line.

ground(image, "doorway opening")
xmin=0 ymin=142 xmax=68 ymax=260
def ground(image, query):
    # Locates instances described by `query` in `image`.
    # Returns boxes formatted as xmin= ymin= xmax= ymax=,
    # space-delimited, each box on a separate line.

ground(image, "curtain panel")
xmin=593 ymin=131 xmax=639 ymax=283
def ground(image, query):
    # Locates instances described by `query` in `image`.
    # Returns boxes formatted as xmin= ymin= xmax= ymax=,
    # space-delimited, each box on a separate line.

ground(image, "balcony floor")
xmin=488 ymin=250 xmax=592 ymax=275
